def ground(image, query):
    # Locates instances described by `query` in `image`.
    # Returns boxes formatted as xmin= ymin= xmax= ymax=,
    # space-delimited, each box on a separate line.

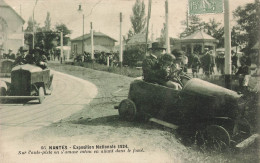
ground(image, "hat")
xmin=9 ymin=49 xmax=12 ymax=52
xmin=19 ymin=46 xmax=29 ymax=52
xmin=159 ymin=53 xmax=176 ymax=65
xmin=149 ymin=42 xmax=166 ymax=50
xmin=33 ymin=47 xmax=45 ymax=54
xmin=172 ymin=49 xmax=185 ymax=58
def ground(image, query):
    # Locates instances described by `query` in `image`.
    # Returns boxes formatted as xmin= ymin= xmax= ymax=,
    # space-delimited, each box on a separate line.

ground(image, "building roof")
xmin=72 ymin=31 xmax=117 ymax=42
xmin=127 ymin=33 xmax=150 ymax=45
xmin=0 ymin=0 xmax=25 ymax=24
xmin=180 ymin=30 xmax=218 ymax=44
xmin=84 ymin=45 xmax=116 ymax=53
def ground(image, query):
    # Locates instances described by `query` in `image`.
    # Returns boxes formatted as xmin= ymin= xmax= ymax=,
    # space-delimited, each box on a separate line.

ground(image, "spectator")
xmin=215 ymin=51 xmax=225 ymax=75
xmin=191 ymin=52 xmax=201 ymax=77
xmin=231 ymin=50 xmax=238 ymax=74
xmin=142 ymin=42 xmax=181 ymax=90
xmin=201 ymin=48 xmax=215 ymax=77
xmin=236 ymin=54 xmax=251 ymax=91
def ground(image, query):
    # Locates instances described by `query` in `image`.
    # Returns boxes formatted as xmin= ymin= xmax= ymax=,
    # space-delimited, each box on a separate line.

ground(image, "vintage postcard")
xmin=0 ymin=0 xmax=259 ymax=162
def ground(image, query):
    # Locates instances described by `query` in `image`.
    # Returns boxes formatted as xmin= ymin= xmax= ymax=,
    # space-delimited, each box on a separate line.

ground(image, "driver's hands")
xmin=39 ymin=61 xmax=45 ymax=65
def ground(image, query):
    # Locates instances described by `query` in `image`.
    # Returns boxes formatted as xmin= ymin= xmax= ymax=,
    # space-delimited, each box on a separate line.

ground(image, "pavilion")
xmin=178 ymin=30 xmax=219 ymax=56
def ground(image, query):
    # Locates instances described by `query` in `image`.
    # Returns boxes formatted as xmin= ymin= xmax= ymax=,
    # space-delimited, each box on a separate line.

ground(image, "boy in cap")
xmin=142 ymin=42 xmax=182 ymax=90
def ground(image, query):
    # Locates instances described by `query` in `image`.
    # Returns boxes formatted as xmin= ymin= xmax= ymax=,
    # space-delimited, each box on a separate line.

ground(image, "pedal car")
xmin=0 ymin=64 xmax=53 ymax=104
xmin=116 ymin=73 xmax=257 ymax=149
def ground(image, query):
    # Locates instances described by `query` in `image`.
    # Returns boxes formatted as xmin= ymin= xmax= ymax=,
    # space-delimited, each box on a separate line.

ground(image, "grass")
xmin=67 ymin=61 xmax=143 ymax=78
xmin=66 ymin=61 xmax=242 ymax=89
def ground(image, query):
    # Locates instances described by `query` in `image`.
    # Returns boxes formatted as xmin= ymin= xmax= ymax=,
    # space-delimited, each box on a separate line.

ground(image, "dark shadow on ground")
xmin=0 ymin=99 xmax=40 ymax=105
xmin=69 ymin=115 xmax=156 ymax=130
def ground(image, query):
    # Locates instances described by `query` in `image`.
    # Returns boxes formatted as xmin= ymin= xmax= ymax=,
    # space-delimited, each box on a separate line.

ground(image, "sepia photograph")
xmin=0 ymin=0 xmax=259 ymax=162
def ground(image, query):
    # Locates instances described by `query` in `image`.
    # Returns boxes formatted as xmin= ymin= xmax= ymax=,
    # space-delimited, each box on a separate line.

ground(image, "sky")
xmin=6 ymin=0 xmax=255 ymax=42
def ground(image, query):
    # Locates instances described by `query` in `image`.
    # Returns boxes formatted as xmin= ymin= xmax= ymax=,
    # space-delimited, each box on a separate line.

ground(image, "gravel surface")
xmin=6 ymin=63 xmax=258 ymax=163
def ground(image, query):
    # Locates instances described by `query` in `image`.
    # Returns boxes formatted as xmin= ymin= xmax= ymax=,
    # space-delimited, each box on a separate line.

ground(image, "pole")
xmin=224 ymin=0 xmax=232 ymax=89
xmin=32 ymin=0 xmax=38 ymax=49
xmin=32 ymin=9 xmax=35 ymax=49
xmin=165 ymin=0 xmax=170 ymax=54
xmin=107 ymin=56 xmax=109 ymax=67
xmin=82 ymin=14 xmax=85 ymax=55
xmin=256 ymin=0 xmax=260 ymax=67
xmin=186 ymin=10 xmax=189 ymax=29
xmin=145 ymin=0 xmax=152 ymax=56
xmin=91 ymin=22 xmax=94 ymax=60
xmin=60 ymin=31 xmax=63 ymax=64
xmin=119 ymin=12 xmax=123 ymax=67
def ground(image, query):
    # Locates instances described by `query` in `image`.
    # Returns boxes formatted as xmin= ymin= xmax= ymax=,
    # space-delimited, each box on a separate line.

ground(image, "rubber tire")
xmin=118 ymin=99 xmax=137 ymax=121
xmin=0 ymin=87 xmax=7 ymax=96
xmin=38 ymin=87 xmax=44 ymax=104
xmin=205 ymin=125 xmax=230 ymax=151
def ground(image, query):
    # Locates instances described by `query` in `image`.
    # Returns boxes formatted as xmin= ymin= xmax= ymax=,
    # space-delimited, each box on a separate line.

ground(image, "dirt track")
xmin=1 ymin=63 xmax=258 ymax=163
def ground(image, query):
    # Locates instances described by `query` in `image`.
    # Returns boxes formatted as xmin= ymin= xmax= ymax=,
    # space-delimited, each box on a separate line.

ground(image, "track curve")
xmin=0 ymin=70 xmax=98 ymax=139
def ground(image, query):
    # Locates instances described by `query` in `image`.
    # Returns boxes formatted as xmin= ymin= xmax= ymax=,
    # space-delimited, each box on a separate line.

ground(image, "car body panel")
xmin=128 ymin=78 xmax=242 ymax=126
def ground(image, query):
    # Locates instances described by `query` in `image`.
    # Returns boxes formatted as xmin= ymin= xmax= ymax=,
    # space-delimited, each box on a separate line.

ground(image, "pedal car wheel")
xmin=38 ymin=87 xmax=44 ymax=104
xmin=118 ymin=99 xmax=137 ymax=121
xmin=195 ymin=125 xmax=230 ymax=151
xmin=205 ymin=125 xmax=230 ymax=151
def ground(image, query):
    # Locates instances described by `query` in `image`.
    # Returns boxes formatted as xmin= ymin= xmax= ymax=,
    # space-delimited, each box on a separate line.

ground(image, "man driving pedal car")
xmin=13 ymin=46 xmax=29 ymax=66
xmin=25 ymin=47 xmax=48 ymax=69
xmin=142 ymin=42 xmax=182 ymax=90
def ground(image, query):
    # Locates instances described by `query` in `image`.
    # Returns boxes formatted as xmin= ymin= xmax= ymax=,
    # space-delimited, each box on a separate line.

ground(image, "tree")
xmin=129 ymin=0 xmax=146 ymax=35
xmin=159 ymin=23 xmax=166 ymax=46
xmin=180 ymin=15 xmax=204 ymax=38
xmin=24 ymin=17 xmax=39 ymax=50
xmin=127 ymin=29 xmax=134 ymax=39
xmin=203 ymin=19 xmax=224 ymax=48
xmin=44 ymin=12 xmax=51 ymax=31
xmin=55 ymin=23 xmax=71 ymax=46
xmin=233 ymin=2 xmax=260 ymax=52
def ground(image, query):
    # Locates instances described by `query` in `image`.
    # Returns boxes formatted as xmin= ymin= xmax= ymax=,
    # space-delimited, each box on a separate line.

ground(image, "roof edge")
xmin=0 ymin=3 xmax=25 ymax=24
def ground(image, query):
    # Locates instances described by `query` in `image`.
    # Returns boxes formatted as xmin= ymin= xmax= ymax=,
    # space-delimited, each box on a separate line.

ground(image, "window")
xmin=74 ymin=44 xmax=78 ymax=54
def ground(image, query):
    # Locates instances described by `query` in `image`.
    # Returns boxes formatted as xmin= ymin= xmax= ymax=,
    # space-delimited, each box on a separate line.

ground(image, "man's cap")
xmin=172 ymin=49 xmax=185 ymax=58
xmin=8 ymin=49 xmax=12 ymax=52
xmin=159 ymin=53 xmax=176 ymax=64
xmin=19 ymin=46 xmax=29 ymax=52
xmin=149 ymin=42 xmax=166 ymax=50
xmin=33 ymin=47 xmax=45 ymax=54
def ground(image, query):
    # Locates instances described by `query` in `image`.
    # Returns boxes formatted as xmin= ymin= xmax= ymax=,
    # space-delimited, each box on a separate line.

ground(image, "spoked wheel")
xmin=118 ymin=99 xmax=137 ymax=121
xmin=38 ymin=87 xmax=45 ymax=104
xmin=195 ymin=125 xmax=230 ymax=152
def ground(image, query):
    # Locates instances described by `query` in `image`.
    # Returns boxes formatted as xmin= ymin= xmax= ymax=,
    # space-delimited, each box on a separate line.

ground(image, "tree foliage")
xmin=180 ymin=15 xmax=204 ymax=38
xmin=233 ymin=2 xmax=260 ymax=52
xmin=24 ymin=17 xmax=39 ymax=50
xmin=55 ymin=23 xmax=71 ymax=46
xmin=203 ymin=19 xmax=224 ymax=48
xmin=180 ymin=16 xmax=224 ymax=48
xmin=44 ymin=12 xmax=51 ymax=31
xmin=129 ymin=0 xmax=146 ymax=36
xmin=24 ymin=14 xmax=71 ymax=56
xmin=159 ymin=23 xmax=166 ymax=46
xmin=123 ymin=45 xmax=146 ymax=67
